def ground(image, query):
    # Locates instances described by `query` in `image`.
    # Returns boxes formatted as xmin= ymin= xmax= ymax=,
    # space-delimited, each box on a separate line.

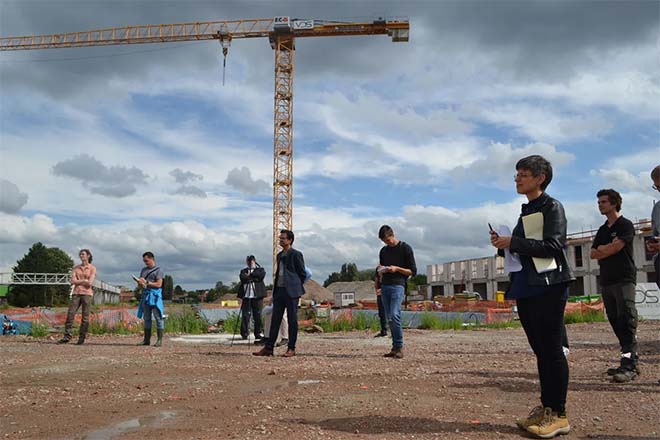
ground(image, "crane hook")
xmin=217 ymin=29 xmax=232 ymax=86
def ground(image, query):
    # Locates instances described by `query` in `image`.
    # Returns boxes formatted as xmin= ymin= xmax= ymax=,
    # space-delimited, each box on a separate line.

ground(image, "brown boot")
xmin=384 ymin=347 xmax=403 ymax=358
xmin=253 ymin=347 xmax=274 ymax=356
xmin=282 ymin=349 xmax=295 ymax=357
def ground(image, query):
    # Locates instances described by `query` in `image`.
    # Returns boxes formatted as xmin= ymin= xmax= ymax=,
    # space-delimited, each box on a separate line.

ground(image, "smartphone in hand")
xmin=488 ymin=223 xmax=498 ymax=236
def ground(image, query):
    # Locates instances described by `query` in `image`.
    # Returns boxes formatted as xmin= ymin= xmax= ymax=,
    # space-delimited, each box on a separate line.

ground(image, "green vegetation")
xmin=419 ymin=312 xmax=463 ymax=330
xmin=29 ymin=321 xmax=50 ymax=337
xmin=8 ymin=242 xmax=74 ymax=307
xmin=314 ymin=312 xmax=522 ymax=333
xmin=164 ymin=307 xmax=208 ymax=334
xmin=564 ymin=310 xmax=607 ymax=324
xmin=222 ymin=311 xmax=240 ymax=334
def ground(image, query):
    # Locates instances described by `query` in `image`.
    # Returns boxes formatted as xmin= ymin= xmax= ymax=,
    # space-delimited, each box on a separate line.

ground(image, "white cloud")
xmin=225 ymin=167 xmax=270 ymax=195
xmin=172 ymin=185 xmax=207 ymax=198
xmin=0 ymin=180 xmax=28 ymax=214
xmin=590 ymin=168 xmax=650 ymax=192
xmin=169 ymin=168 xmax=203 ymax=184
xmin=52 ymin=154 xmax=149 ymax=198
xmin=451 ymin=142 xmax=575 ymax=187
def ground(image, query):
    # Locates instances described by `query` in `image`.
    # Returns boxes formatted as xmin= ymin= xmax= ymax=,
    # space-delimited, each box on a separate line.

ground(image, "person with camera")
xmin=238 ymin=255 xmax=266 ymax=341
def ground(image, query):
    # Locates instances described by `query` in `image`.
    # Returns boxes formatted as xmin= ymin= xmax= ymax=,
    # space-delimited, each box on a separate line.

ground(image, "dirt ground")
xmin=1 ymin=321 xmax=659 ymax=440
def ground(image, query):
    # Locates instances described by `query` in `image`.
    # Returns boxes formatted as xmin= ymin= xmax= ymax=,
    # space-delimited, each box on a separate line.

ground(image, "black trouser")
xmin=517 ymin=289 xmax=569 ymax=415
xmin=376 ymin=295 xmax=387 ymax=335
xmin=602 ymin=282 xmax=638 ymax=366
xmin=240 ymin=297 xmax=263 ymax=339
xmin=655 ymin=255 xmax=660 ymax=289
xmin=266 ymin=287 xmax=298 ymax=351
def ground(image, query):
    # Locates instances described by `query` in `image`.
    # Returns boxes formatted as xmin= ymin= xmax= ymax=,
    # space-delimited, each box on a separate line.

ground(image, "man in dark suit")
xmin=254 ymin=229 xmax=306 ymax=357
xmin=238 ymin=255 xmax=266 ymax=341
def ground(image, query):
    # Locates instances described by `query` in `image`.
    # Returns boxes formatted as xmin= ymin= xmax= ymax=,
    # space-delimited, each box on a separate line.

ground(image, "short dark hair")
xmin=652 ymin=165 xmax=660 ymax=181
xmin=515 ymin=155 xmax=553 ymax=190
xmin=378 ymin=225 xmax=394 ymax=240
xmin=80 ymin=249 xmax=92 ymax=263
xmin=280 ymin=229 xmax=294 ymax=244
xmin=246 ymin=255 xmax=256 ymax=262
xmin=142 ymin=251 xmax=155 ymax=260
xmin=597 ymin=189 xmax=622 ymax=212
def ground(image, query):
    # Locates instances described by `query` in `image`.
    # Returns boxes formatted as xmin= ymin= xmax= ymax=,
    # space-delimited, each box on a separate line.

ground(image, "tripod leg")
xmin=230 ymin=305 xmax=243 ymax=347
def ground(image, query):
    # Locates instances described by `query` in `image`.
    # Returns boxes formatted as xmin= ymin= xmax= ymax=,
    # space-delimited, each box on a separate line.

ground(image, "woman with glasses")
xmin=490 ymin=155 xmax=574 ymax=439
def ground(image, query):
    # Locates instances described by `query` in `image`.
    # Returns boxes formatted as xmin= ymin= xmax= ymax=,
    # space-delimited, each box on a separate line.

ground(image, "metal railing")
xmin=0 ymin=273 xmax=121 ymax=294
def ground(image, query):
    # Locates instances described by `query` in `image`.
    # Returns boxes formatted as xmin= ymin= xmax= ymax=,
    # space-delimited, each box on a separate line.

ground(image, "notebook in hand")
xmin=521 ymin=212 xmax=558 ymax=274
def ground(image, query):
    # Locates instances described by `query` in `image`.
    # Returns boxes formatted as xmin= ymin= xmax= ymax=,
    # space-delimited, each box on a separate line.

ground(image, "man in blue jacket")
xmin=254 ymin=229 xmax=306 ymax=357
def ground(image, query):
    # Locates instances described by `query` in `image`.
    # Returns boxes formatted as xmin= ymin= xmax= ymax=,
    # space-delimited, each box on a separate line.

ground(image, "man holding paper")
xmin=136 ymin=252 xmax=165 ymax=347
xmin=591 ymin=189 xmax=639 ymax=383
xmin=377 ymin=225 xmax=417 ymax=359
xmin=490 ymin=155 xmax=573 ymax=439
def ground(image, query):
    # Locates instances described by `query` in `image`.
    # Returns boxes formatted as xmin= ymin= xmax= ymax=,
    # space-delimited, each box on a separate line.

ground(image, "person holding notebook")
xmin=136 ymin=251 xmax=164 ymax=347
xmin=490 ymin=155 xmax=573 ymax=439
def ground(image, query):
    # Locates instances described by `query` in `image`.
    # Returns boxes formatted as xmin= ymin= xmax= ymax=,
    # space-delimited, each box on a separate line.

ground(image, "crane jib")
xmin=0 ymin=16 xmax=409 ymax=277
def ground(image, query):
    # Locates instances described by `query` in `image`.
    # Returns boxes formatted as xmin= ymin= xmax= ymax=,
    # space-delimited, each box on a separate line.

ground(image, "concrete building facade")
xmin=427 ymin=220 xmax=656 ymax=300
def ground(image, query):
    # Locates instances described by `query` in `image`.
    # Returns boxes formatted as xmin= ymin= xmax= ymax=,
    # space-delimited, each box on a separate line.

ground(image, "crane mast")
xmin=0 ymin=16 xmax=410 ymax=276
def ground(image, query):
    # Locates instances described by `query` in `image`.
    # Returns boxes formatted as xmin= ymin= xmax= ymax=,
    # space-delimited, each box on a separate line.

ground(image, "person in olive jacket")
xmin=238 ymin=255 xmax=266 ymax=341
xmin=491 ymin=155 xmax=574 ymax=439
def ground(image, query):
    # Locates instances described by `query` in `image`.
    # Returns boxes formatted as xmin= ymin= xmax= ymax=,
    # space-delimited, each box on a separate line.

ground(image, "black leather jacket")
xmin=238 ymin=266 xmax=267 ymax=299
xmin=506 ymin=192 xmax=574 ymax=287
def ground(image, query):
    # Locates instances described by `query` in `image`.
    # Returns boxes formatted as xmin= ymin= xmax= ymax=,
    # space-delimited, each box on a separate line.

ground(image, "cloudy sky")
xmin=1 ymin=1 xmax=658 ymax=290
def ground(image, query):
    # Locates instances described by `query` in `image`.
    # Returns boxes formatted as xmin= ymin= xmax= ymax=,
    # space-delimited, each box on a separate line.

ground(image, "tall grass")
xmin=564 ymin=310 xmax=607 ymax=324
xmin=222 ymin=311 xmax=240 ymax=334
xmin=29 ymin=321 xmax=49 ymax=337
xmin=165 ymin=307 xmax=208 ymax=334
xmin=352 ymin=313 xmax=381 ymax=331
xmin=419 ymin=312 xmax=464 ymax=330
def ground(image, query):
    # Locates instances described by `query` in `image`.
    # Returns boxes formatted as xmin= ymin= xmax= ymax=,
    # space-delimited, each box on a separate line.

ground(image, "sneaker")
xmin=613 ymin=368 xmax=638 ymax=383
xmin=276 ymin=338 xmax=289 ymax=347
xmin=374 ymin=332 xmax=387 ymax=338
xmin=525 ymin=408 xmax=570 ymax=438
xmin=57 ymin=337 xmax=71 ymax=344
xmin=253 ymin=339 xmax=266 ymax=345
xmin=516 ymin=405 xmax=545 ymax=430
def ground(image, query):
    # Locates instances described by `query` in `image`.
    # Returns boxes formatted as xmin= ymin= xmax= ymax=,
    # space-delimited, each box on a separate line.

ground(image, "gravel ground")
xmin=1 ymin=321 xmax=659 ymax=440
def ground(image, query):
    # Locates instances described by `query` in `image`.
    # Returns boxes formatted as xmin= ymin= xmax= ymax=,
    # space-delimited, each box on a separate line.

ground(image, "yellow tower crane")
xmin=0 ymin=16 xmax=410 ymax=272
